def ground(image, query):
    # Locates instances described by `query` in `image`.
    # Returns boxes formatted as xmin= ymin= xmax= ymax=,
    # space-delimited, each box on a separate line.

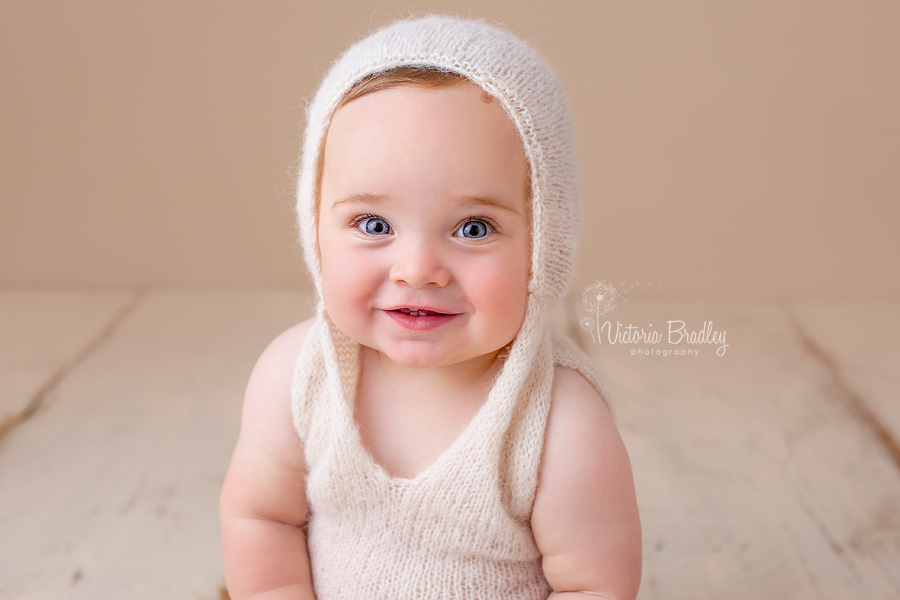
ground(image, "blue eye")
xmin=357 ymin=216 xmax=392 ymax=235
xmin=455 ymin=219 xmax=494 ymax=239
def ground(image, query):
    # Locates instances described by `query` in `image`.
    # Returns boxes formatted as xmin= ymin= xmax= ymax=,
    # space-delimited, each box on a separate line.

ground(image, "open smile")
xmin=395 ymin=307 xmax=447 ymax=316
xmin=384 ymin=307 xmax=460 ymax=331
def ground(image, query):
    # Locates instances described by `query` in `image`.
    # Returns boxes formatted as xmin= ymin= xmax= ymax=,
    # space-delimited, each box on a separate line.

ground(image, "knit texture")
xmin=292 ymin=14 xmax=607 ymax=600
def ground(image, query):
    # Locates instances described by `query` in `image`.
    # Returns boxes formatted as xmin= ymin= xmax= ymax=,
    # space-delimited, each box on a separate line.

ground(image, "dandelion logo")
xmin=576 ymin=277 xmax=724 ymax=356
xmin=580 ymin=279 xmax=619 ymax=344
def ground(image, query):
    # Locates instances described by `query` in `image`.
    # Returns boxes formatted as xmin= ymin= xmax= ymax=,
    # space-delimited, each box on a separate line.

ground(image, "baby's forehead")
xmin=319 ymin=82 xmax=530 ymax=217
xmin=331 ymin=67 xmax=517 ymax=133
xmin=323 ymin=79 xmax=525 ymax=162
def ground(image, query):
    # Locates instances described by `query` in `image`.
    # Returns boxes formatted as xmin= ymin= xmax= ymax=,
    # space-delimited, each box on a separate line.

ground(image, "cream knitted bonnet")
xmin=296 ymin=14 xmax=581 ymax=317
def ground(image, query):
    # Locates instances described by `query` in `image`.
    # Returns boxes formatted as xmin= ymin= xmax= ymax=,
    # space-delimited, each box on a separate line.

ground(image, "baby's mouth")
xmin=394 ymin=308 xmax=446 ymax=317
xmin=386 ymin=306 xmax=458 ymax=330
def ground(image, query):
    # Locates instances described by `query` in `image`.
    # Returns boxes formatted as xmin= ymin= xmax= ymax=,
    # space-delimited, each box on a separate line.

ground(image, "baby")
xmin=220 ymin=15 xmax=641 ymax=600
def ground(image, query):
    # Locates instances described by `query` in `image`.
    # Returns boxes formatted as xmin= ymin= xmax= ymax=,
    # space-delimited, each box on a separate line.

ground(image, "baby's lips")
xmin=395 ymin=307 xmax=446 ymax=316
xmin=384 ymin=304 xmax=461 ymax=316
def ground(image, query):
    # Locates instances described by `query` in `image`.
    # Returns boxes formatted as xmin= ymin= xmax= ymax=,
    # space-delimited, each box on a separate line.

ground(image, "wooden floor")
xmin=1 ymin=288 xmax=898 ymax=599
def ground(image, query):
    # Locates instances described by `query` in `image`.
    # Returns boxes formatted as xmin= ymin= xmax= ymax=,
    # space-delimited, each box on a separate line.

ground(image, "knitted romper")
xmin=291 ymin=15 xmax=606 ymax=600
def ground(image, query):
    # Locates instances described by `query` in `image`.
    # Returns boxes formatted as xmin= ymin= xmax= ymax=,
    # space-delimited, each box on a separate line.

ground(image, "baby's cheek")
xmin=477 ymin=260 xmax=529 ymax=323
xmin=320 ymin=246 xmax=366 ymax=318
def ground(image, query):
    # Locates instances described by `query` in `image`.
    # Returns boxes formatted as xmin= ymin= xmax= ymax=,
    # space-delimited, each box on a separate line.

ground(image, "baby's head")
xmin=296 ymin=15 xmax=581 ymax=363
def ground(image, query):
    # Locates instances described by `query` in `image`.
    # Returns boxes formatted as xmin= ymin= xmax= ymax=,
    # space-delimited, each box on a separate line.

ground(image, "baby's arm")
xmin=532 ymin=367 xmax=642 ymax=600
xmin=220 ymin=319 xmax=315 ymax=600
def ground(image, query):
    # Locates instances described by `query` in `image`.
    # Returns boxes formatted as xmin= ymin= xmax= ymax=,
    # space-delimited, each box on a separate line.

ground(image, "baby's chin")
xmin=359 ymin=341 xmax=506 ymax=374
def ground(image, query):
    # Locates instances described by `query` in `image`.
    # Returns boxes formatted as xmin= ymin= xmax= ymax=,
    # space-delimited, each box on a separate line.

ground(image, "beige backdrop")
xmin=1 ymin=0 xmax=897 ymax=300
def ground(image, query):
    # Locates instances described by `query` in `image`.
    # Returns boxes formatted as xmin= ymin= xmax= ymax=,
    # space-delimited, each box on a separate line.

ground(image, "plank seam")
xmin=787 ymin=308 xmax=900 ymax=471
xmin=0 ymin=289 xmax=147 ymax=446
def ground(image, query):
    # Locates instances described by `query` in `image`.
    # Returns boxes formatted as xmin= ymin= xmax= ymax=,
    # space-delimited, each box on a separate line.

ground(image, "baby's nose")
xmin=388 ymin=238 xmax=451 ymax=288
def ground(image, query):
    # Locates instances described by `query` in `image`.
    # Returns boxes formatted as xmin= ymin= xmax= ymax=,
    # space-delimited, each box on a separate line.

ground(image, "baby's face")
xmin=318 ymin=81 xmax=530 ymax=370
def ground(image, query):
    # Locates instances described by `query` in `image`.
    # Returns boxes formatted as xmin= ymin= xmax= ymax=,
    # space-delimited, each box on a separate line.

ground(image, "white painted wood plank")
xmin=578 ymin=301 xmax=900 ymax=600
xmin=791 ymin=302 xmax=900 ymax=448
xmin=0 ymin=289 xmax=313 ymax=600
xmin=0 ymin=289 xmax=135 ymax=430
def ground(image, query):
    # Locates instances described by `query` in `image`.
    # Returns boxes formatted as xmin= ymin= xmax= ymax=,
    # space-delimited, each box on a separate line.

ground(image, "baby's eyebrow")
xmin=329 ymin=193 xmax=389 ymax=210
xmin=329 ymin=192 xmax=521 ymax=215
xmin=454 ymin=195 xmax=522 ymax=215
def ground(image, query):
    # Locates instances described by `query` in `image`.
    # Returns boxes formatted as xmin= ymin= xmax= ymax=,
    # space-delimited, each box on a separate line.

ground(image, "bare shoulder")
xmin=534 ymin=367 xmax=629 ymax=518
xmin=221 ymin=317 xmax=316 ymax=524
xmin=238 ymin=316 xmax=316 ymax=457
xmin=546 ymin=365 xmax=616 ymax=445
xmin=244 ymin=317 xmax=316 ymax=408
xmin=532 ymin=366 xmax=642 ymax=599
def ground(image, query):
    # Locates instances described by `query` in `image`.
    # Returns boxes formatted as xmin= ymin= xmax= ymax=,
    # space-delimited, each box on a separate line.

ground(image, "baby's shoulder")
xmin=252 ymin=318 xmax=315 ymax=382
xmin=234 ymin=317 xmax=316 ymax=469
xmin=243 ymin=317 xmax=315 ymax=418
xmin=541 ymin=365 xmax=625 ymax=486
xmin=221 ymin=319 xmax=315 ymax=536
xmin=547 ymin=365 xmax=610 ymax=425
xmin=261 ymin=317 xmax=316 ymax=364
